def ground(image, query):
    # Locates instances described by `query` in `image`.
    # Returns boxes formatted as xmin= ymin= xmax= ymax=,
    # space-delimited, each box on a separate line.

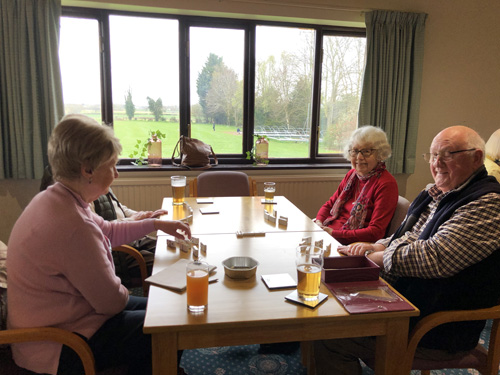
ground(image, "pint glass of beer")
xmin=263 ymin=182 xmax=276 ymax=202
xmin=186 ymin=261 xmax=209 ymax=313
xmin=296 ymin=245 xmax=323 ymax=301
xmin=171 ymin=176 xmax=186 ymax=205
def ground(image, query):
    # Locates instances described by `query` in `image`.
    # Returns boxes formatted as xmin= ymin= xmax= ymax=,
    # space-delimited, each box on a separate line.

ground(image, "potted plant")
xmin=246 ymin=134 xmax=269 ymax=166
xmin=129 ymin=130 xmax=166 ymax=166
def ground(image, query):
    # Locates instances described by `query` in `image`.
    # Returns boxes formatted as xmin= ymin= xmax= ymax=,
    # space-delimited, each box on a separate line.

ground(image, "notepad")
xmin=145 ymin=259 xmax=217 ymax=292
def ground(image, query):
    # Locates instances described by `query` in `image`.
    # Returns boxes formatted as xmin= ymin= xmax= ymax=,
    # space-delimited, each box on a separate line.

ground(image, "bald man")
xmin=315 ymin=126 xmax=500 ymax=375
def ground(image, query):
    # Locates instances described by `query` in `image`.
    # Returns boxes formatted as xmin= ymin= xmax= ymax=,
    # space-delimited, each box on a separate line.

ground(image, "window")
xmin=255 ymin=26 xmax=315 ymax=159
xmin=319 ymin=33 xmax=366 ymax=155
xmin=59 ymin=17 xmax=101 ymax=119
xmin=109 ymin=15 xmax=179 ymax=158
xmin=189 ymin=26 xmax=245 ymax=154
xmin=60 ymin=8 xmax=365 ymax=166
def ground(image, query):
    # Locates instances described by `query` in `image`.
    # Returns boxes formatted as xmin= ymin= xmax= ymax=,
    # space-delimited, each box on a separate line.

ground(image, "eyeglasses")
xmin=348 ymin=149 xmax=377 ymax=158
xmin=422 ymin=148 xmax=476 ymax=163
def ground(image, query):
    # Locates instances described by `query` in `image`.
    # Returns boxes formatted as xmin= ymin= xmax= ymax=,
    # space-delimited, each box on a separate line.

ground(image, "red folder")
xmin=325 ymin=279 xmax=414 ymax=314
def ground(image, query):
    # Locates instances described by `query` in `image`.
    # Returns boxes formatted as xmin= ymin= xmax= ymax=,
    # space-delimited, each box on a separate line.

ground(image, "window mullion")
xmin=309 ymin=28 xmax=323 ymax=160
xmin=179 ymin=19 xmax=190 ymax=137
xmin=99 ymin=11 xmax=113 ymax=126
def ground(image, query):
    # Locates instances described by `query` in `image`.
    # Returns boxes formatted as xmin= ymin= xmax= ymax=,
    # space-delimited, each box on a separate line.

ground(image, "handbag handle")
xmin=171 ymin=137 xmax=182 ymax=167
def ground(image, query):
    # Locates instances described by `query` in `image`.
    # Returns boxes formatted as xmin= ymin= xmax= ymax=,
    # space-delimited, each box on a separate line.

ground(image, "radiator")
xmin=111 ymin=175 xmax=342 ymax=219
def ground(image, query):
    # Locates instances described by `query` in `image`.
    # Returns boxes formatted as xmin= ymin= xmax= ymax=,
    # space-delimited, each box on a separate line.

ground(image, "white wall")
xmin=2 ymin=0 xmax=500 ymax=242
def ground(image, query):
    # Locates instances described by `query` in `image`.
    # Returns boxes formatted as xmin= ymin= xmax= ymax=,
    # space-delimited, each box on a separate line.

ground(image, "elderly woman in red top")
xmin=314 ymin=125 xmax=398 ymax=245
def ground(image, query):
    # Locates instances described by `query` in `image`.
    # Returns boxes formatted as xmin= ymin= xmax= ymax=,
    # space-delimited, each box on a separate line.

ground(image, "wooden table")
xmin=144 ymin=222 xmax=419 ymax=375
xmin=158 ymin=196 xmax=322 ymax=235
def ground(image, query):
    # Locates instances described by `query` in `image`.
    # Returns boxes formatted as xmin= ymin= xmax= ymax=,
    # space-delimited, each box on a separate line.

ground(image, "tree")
xmin=288 ymin=75 xmax=312 ymax=129
xmin=196 ymin=53 xmax=223 ymax=122
xmin=124 ymin=88 xmax=135 ymax=120
xmin=206 ymin=64 xmax=241 ymax=126
xmin=147 ymin=97 xmax=163 ymax=122
xmin=255 ymin=56 xmax=281 ymax=127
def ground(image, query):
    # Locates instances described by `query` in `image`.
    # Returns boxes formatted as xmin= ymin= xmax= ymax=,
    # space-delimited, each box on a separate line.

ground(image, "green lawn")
xmin=113 ymin=120 xmax=313 ymax=160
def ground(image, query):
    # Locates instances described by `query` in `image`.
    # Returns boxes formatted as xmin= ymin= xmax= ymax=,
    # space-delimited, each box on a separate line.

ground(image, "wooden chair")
xmin=401 ymin=304 xmax=500 ymax=374
xmin=189 ymin=171 xmax=257 ymax=197
xmin=112 ymin=244 xmax=149 ymax=297
xmin=0 ymin=327 xmax=96 ymax=375
xmin=386 ymin=195 xmax=410 ymax=236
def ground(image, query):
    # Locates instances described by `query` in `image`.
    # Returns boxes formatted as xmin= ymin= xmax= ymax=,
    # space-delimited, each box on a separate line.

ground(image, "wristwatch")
xmin=365 ymin=250 xmax=374 ymax=257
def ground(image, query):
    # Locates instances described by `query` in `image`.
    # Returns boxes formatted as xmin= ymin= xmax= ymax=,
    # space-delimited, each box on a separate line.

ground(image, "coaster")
xmin=261 ymin=199 xmax=277 ymax=204
xmin=285 ymin=290 xmax=328 ymax=309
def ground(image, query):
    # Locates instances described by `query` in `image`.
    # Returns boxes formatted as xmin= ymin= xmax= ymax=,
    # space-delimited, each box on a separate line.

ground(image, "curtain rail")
xmin=220 ymin=0 xmax=370 ymax=14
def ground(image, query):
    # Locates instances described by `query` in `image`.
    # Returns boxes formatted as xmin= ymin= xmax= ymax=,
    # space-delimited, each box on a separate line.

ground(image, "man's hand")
xmin=337 ymin=242 xmax=385 ymax=256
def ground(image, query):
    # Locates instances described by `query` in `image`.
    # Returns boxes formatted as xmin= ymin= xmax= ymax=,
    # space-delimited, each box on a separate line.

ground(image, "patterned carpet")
xmin=179 ymin=320 xmax=498 ymax=375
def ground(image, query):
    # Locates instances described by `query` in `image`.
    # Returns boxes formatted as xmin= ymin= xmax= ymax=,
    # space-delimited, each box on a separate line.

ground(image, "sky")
xmin=59 ymin=15 xmax=311 ymax=108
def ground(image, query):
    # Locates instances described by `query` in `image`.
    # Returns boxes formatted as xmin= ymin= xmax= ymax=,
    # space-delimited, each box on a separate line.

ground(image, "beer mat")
xmin=285 ymin=290 xmax=328 ymax=309
xmin=325 ymin=279 xmax=414 ymax=314
xmin=145 ymin=259 xmax=217 ymax=292
xmin=196 ymin=198 xmax=214 ymax=204
xmin=261 ymin=273 xmax=297 ymax=289
xmin=261 ymin=199 xmax=277 ymax=204
xmin=199 ymin=207 xmax=220 ymax=214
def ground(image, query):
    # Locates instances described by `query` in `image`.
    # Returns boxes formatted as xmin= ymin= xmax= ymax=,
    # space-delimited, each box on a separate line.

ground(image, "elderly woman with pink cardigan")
xmin=7 ymin=115 xmax=190 ymax=375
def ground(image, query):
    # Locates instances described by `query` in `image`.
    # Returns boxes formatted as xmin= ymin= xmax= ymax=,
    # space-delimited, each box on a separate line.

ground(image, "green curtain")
xmin=358 ymin=10 xmax=427 ymax=174
xmin=0 ymin=0 xmax=63 ymax=179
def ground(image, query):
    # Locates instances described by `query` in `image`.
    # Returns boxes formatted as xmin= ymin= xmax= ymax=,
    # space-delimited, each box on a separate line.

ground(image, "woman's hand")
xmin=154 ymin=220 xmax=191 ymax=240
xmin=313 ymin=219 xmax=324 ymax=227
xmin=130 ymin=209 xmax=168 ymax=220
xmin=337 ymin=242 xmax=385 ymax=256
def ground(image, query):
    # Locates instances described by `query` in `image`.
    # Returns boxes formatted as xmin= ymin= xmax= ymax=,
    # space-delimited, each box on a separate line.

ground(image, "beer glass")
xmin=186 ymin=261 xmax=209 ymax=312
xmin=264 ymin=182 xmax=276 ymax=202
xmin=296 ymin=245 xmax=323 ymax=301
xmin=171 ymin=176 xmax=186 ymax=205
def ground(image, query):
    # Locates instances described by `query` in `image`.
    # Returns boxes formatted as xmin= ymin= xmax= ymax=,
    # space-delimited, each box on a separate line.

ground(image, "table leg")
xmin=152 ymin=332 xmax=177 ymax=375
xmin=374 ymin=318 xmax=409 ymax=375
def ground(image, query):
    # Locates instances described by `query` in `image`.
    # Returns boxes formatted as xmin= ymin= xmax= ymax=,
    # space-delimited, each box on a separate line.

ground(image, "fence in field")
xmin=254 ymin=126 xmax=310 ymax=142
xmin=254 ymin=126 xmax=327 ymax=142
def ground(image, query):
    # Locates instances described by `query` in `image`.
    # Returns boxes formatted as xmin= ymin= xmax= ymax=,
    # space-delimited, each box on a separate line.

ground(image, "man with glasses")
xmin=314 ymin=125 xmax=500 ymax=375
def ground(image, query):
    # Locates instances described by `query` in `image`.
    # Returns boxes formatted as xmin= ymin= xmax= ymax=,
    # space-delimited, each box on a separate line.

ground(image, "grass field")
xmin=79 ymin=111 xmax=337 ymax=160
xmin=112 ymin=119 xmax=312 ymax=160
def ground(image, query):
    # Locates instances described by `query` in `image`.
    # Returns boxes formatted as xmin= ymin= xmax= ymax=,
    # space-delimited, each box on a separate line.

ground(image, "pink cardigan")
xmin=7 ymin=182 xmax=156 ymax=374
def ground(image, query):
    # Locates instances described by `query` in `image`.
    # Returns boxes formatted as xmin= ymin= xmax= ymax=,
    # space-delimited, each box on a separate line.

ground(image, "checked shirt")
xmin=378 ymin=184 xmax=500 ymax=285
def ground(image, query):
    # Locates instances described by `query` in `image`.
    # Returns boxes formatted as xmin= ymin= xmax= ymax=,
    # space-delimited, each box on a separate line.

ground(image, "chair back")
xmin=386 ymin=195 xmax=410 ymax=236
xmin=191 ymin=171 xmax=256 ymax=197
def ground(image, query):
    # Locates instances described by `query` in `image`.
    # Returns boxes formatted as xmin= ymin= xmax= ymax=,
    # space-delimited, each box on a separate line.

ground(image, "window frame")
xmin=61 ymin=7 xmax=365 ymax=168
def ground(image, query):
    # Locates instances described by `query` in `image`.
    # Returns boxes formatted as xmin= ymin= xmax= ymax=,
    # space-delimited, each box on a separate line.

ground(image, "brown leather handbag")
xmin=171 ymin=135 xmax=218 ymax=169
